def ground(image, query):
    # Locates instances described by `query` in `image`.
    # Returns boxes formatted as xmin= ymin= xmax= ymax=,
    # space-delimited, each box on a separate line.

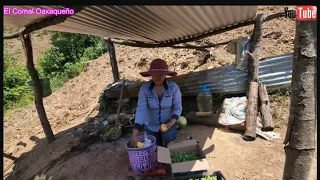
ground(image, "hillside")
xmin=3 ymin=5 xmax=316 ymax=180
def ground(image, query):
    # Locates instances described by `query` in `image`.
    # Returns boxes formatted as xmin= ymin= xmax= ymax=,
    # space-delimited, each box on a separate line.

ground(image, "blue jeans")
xmin=145 ymin=125 xmax=177 ymax=147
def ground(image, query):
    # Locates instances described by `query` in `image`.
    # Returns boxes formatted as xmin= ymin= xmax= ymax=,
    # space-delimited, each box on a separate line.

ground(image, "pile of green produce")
xmin=102 ymin=125 xmax=122 ymax=141
xmin=170 ymin=152 xmax=200 ymax=163
xmin=189 ymin=176 xmax=217 ymax=180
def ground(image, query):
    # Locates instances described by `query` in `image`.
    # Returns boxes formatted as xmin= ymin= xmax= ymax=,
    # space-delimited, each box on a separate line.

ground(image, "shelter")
xmin=3 ymin=5 xmax=290 ymax=142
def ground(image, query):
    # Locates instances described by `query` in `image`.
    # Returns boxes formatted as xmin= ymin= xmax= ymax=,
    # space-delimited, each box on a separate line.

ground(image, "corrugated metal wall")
xmin=106 ymin=53 xmax=293 ymax=98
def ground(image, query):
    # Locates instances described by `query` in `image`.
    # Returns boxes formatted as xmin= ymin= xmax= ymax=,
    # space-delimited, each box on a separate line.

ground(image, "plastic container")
xmin=126 ymin=135 xmax=159 ymax=174
xmin=197 ymin=86 xmax=213 ymax=112
xmin=143 ymin=132 xmax=152 ymax=148
xmin=27 ymin=78 xmax=52 ymax=97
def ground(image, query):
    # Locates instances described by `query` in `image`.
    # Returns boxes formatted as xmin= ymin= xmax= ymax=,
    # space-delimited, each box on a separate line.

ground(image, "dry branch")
xmin=3 ymin=153 xmax=17 ymax=161
xmin=244 ymin=82 xmax=259 ymax=139
xmin=243 ymin=14 xmax=264 ymax=141
xmin=258 ymin=83 xmax=274 ymax=131
xmin=19 ymin=33 xmax=55 ymax=143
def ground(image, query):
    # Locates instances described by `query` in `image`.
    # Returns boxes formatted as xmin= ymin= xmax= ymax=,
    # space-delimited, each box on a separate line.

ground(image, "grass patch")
xmin=4 ymin=92 xmax=34 ymax=117
xmin=49 ymin=60 xmax=89 ymax=91
xmin=269 ymin=86 xmax=291 ymax=127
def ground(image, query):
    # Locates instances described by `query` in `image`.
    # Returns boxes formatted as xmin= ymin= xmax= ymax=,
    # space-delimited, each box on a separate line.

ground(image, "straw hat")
xmin=140 ymin=58 xmax=177 ymax=77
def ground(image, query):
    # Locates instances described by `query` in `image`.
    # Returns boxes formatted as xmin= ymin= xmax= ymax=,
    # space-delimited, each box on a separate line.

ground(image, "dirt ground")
xmin=3 ymin=6 xmax=317 ymax=180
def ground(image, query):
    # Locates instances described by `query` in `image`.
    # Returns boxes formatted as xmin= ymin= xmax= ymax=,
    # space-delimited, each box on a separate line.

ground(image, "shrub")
xmin=39 ymin=47 xmax=66 ymax=76
xmin=63 ymin=61 xmax=88 ymax=79
xmin=4 ymin=31 xmax=107 ymax=112
xmin=4 ymin=86 xmax=32 ymax=107
xmin=40 ymin=32 xmax=107 ymax=76
xmin=4 ymin=66 xmax=30 ymax=89
xmin=4 ymin=42 xmax=17 ymax=71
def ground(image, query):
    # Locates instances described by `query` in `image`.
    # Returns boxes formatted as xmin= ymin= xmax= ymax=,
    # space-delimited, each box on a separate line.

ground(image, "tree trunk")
xmin=19 ymin=33 xmax=55 ymax=144
xmin=283 ymin=20 xmax=317 ymax=180
xmin=243 ymin=14 xmax=264 ymax=141
xmin=244 ymin=82 xmax=259 ymax=139
xmin=106 ymin=38 xmax=120 ymax=82
xmin=258 ymin=83 xmax=274 ymax=131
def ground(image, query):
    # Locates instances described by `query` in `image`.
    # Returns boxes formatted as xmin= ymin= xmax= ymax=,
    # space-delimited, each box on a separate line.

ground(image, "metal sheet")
xmin=4 ymin=6 xmax=258 ymax=43
xmin=105 ymin=53 xmax=294 ymax=98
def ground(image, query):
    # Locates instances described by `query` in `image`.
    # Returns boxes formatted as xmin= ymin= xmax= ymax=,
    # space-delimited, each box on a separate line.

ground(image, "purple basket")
xmin=126 ymin=135 xmax=159 ymax=174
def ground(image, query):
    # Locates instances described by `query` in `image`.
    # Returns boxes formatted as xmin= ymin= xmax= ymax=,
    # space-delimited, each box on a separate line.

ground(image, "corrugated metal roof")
xmin=105 ymin=53 xmax=293 ymax=98
xmin=4 ymin=6 xmax=258 ymax=43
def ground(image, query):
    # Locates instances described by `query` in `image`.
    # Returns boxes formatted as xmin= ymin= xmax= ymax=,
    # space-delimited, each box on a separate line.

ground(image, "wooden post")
xmin=282 ymin=20 xmax=317 ymax=180
xmin=19 ymin=33 xmax=55 ymax=144
xmin=258 ymin=83 xmax=274 ymax=131
xmin=106 ymin=38 xmax=120 ymax=82
xmin=243 ymin=14 xmax=264 ymax=141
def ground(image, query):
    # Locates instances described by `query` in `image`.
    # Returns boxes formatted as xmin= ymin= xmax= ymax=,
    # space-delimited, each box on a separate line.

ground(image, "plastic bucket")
xmin=27 ymin=78 xmax=52 ymax=97
xmin=126 ymin=135 xmax=159 ymax=174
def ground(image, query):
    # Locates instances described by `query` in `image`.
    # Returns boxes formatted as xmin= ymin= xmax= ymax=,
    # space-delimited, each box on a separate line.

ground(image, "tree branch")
xmin=19 ymin=33 xmax=55 ymax=143
xmin=4 ymin=6 xmax=85 ymax=39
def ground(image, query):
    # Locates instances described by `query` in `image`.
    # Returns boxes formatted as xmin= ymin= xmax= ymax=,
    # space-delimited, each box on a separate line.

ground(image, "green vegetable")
xmin=170 ymin=152 xmax=200 ymax=163
xmin=177 ymin=116 xmax=188 ymax=130
xmin=189 ymin=176 xmax=217 ymax=180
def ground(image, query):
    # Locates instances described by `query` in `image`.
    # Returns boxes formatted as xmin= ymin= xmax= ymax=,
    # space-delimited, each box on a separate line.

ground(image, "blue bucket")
xmin=126 ymin=135 xmax=159 ymax=174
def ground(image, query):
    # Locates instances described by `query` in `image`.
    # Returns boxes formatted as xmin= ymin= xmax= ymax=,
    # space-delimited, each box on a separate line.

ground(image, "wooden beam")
xmin=109 ymin=38 xmax=229 ymax=50
xmin=19 ymin=33 xmax=55 ymax=144
xmin=106 ymin=38 xmax=120 ymax=82
xmin=4 ymin=6 xmax=85 ymax=40
xmin=108 ymin=11 xmax=290 ymax=48
xmin=243 ymin=14 xmax=264 ymax=141
xmin=109 ymin=31 xmax=279 ymax=51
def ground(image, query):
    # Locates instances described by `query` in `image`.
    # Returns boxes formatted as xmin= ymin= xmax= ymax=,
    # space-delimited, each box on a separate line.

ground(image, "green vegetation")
xmin=189 ymin=176 xmax=217 ymax=180
xmin=269 ymin=87 xmax=291 ymax=102
xmin=170 ymin=152 xmax=200 ymax=163
xmin=269 ymin=86 xmax=291 ymax=128
xmin=4 ymin=31 xmax=108 ymax=113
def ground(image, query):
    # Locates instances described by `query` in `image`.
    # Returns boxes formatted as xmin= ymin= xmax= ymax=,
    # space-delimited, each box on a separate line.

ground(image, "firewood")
xmin=258 ymin=84 xmax=274 ymax=131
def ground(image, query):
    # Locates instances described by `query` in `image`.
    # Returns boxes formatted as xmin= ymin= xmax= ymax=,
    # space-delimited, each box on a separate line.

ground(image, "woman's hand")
xmin=131 ymin=129 xmax=140 ymax=148
xmin=131 ymin=136 xmax=138 ymax=148
xmin=166 ymin=118 xmax=177 ymax=130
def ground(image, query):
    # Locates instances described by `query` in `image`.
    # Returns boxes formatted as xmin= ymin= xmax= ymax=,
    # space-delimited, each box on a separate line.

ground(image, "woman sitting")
xmin=131 ymin=58 xmax=182 ymax=147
